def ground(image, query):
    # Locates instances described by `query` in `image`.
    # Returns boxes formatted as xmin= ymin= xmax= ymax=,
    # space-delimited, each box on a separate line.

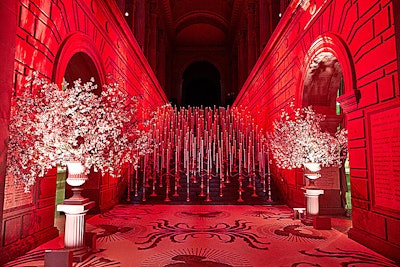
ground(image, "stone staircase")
xmin=124 ymin=169 xmax=281 ymax=205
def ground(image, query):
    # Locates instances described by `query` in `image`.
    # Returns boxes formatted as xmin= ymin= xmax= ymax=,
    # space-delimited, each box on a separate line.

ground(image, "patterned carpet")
xmin=5 ymin=204 xmax=397 ymax=267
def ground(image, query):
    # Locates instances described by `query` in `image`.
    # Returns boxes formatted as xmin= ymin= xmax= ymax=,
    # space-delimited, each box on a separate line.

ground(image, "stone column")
xmin=247 ymin=1 xmax=256 ymax=72
xmin=148 ymin=1 xmax=158 ymax=72
xmin=259 ymin=0 xmax=268 ymax=49
xmin=157 ymin=29 xmax=166 ymax=88
xmin=134 ymin=0 xmax=145 ymax=50
xmin=238 ymin=30 xmax=247 ymax=88
xmin=130 ymin=0 xmax=136 ymax=32
xmin=304 ymin=189 xmax=324 ymax=216
xmin=271 ymin=0 xmax=280 ymax=29
xmin=57 ymin=201 xmax=94 ymax=248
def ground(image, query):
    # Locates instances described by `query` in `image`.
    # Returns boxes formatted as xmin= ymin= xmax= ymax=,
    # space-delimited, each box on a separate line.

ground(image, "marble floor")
xmin=4 ymin=204 xmax=397 ymax=267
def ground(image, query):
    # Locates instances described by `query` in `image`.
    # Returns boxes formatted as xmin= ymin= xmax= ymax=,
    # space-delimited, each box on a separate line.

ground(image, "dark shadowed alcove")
xmin=56 ymin=52 xmax=103 ymax=220
xmin=182 ymin=61 xmax=221 ymax=107
xmin=64 ymin=52 xmax=102 ymax=94
xmin=302 ymin=51 xmax=351 ymax=216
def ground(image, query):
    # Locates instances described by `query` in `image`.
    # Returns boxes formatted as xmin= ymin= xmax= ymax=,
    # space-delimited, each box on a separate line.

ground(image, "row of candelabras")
xmin=127 ymin=104 xmax=273 ymax=203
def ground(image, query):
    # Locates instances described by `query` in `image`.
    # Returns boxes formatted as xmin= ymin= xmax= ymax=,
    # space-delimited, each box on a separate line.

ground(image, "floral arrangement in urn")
xmin=6 ymin=72 xmax=154 ymax=192
xmin=268 ymin=102 xmax=347 ymax=170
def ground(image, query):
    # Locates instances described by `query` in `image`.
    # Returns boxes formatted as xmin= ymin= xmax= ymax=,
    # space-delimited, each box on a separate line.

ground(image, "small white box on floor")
xmin=293 ymin=208 xmax=306 ymax=219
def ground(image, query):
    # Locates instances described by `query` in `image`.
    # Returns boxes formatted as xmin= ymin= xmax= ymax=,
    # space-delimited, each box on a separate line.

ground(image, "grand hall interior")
xmin=0 ymin=0 xmax=399 ymax=266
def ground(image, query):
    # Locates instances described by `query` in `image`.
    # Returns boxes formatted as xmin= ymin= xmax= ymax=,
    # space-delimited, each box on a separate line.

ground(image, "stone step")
xmin=125 ymin=171 xmax=280 ymax=205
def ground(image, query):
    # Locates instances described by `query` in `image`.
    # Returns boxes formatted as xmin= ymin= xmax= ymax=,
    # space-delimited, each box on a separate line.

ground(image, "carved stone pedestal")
xmin=57 ymin=201 xmax=95 ymax=248
xmin=302 ymin=188 xmax=324 ymax=225
xmin=305 ymin=189 xmax=324 ymax=215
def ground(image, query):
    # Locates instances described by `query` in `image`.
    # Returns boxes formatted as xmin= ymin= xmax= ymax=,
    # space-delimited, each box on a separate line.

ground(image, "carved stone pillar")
xmin=130 ymin=0 xmax=136 ymax=32
xmin=247 ymin=2 xmax=256 ymax=72
xmin=305 ymin=189 xmax=324 ymax=216
xmin=148 ymin=1 xmax=158 ymax=72
xmin=259 ymin=0 xmax=268 ymax=49
xmin=57 ymin=201 xmax=94 ymax=248
xmin=157 ymin=29 xmax=166 ymax=88
xmin=134 ymin=0 xmax=145 ymax=50
xmin=337 ymin=90 xmax=360 ymax=114
xmin=238 ymin=30 xmax=247 ymax=87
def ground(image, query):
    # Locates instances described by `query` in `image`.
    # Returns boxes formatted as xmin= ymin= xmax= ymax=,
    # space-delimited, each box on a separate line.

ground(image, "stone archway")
xmin=58 ymin=50 xmax=104 ymax=216
xmin=53 ymin=32 xmax=105 ymax=86
xmin=52 ymin=33 xmax=105 ymax=224
xmin=302 ymin=50 xmax=350 ymax=215
xmin=65 ymin=52 xmax=102 ymax=86
xmin=299 ymin=34 xmax=357 ymax=218
xmin=301 ymin=34 xmax=355 ymax=216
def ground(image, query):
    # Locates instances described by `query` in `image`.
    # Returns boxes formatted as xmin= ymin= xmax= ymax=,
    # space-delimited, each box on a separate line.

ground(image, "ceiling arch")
xmin=175 ymin=11 xmax=229 ymax=35
xmin=159 ymin=0 xmax=245 ymax=45
xmin=176 ymin=23 xmax=226 ymax=46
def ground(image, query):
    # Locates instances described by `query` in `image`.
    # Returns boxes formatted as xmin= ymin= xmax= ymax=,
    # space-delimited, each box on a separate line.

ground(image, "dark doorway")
xmin=302 ymin=51 xmax=351 ymax=216
xmin=55 ymin=52 xmax=102 ymax=232
xmin=64 ymin=52 xmax=102 ymax=94
xmin=182 ymin=61 xmax=221 ymax=107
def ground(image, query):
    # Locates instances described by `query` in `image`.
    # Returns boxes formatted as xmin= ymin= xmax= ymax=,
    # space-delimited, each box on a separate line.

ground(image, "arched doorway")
xmin=302 ymin=51 xmax=351 ymax=216
xmin=52 ymin=32 xmax=106 ymax=233
xmin=182 ymin=61 xmax=221 ymax=107
xmin=64 ymin=52 xmax=102 ymax=89
xmin=54 ymin=52 xmax=103 ymax=231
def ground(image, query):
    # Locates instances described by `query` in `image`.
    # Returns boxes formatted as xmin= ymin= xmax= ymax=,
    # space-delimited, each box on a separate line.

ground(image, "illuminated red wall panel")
xmin=234 ymin=0 xmax=400 ymax=262
xmin=0 ymin=0 xmax=167 ymax=264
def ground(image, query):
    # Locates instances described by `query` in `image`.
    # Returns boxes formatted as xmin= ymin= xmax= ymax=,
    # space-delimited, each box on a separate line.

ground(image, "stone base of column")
xmin=57 ymin=201 xmax=95 ymax=249
xmin=302 ymin=188 xmax=324 ymax=225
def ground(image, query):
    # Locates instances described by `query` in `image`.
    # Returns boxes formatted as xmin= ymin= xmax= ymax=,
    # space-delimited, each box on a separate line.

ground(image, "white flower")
xmin=6 ymin=72 xmax=154 ymax=192
xmin=268 ymin=102 xmax=347 ymax=169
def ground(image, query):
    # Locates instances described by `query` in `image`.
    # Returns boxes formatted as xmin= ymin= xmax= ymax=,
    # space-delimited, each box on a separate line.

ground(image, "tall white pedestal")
xmin=57 ymin=201 xmax=94 ymax=248
xmin=304 ymin=189 xmax=324 ymax=216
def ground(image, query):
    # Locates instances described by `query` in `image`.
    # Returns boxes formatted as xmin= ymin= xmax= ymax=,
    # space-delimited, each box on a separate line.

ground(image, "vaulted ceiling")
xmin=119 ymin=0 xmax=284 ymax=105
xmin=159 ymin=0 xmax=245 ymax=47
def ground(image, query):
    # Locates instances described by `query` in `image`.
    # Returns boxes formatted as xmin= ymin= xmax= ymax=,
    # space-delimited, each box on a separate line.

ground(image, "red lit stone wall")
xmin=234 ymin=0 xmax=400 ymax=262
xmin=0 ymin=0 xmax=167 ymax=263
xmin=0 ymin=0 xmax=17 ymax=264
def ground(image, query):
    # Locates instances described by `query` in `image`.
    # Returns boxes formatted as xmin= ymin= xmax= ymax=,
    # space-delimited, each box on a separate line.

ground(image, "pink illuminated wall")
xmin=0 ymin=0 xmax=167 ymax=264
xmin=0 ymin=0 xmax=17 ymax=263
xmin=1 ymin=0 xmax=399 ymax=264
xmin=234 ymin=0 xmax=400 ymax=262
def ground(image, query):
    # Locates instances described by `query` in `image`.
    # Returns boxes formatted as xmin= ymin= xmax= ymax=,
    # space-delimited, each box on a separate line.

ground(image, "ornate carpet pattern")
xmin=5 ymin=204 xmax=397 ymax=267
xmin=135 ymin=219 xmax=270 ymax=250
